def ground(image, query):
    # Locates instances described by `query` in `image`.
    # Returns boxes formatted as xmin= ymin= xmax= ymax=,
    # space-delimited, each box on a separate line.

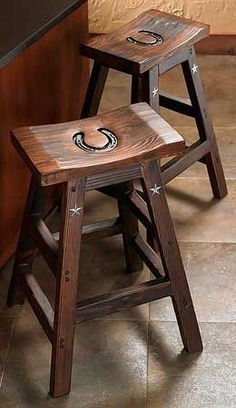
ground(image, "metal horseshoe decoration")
xmin=73 ymin=128 xmax=118 ymax=153
xmin=126 ymin=30 xmax=163 ymax=46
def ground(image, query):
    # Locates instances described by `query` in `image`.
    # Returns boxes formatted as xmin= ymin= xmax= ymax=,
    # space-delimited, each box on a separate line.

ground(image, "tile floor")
xmin=0 ymin=55 xmax=235 ymax=407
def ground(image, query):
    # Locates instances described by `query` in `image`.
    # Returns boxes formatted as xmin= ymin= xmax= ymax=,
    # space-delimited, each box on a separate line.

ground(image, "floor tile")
xmin=167 ymin=127 xmax=236 ymax=180
xmin=0 ymin=258 xmax=22 ymax=318
xmin=147 ymin=321 xmax=236 ymax=408
xmin=1 ymin=311 xmax=148 ymax=408
xmin=166 ymin=179 xmax=236 ymax=243
xmin=150 ymin=242 xmax=236 ymax=322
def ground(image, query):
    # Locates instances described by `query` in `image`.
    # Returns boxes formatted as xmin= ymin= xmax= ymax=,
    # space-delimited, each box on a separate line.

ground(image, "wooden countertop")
xmin=0 ymin=0 xmax=86 ymax=70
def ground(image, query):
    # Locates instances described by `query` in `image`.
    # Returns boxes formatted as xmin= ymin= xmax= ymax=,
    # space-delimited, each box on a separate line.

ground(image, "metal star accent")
xmin=152 ymin=87 xmax=159 ymax=98
xmin=192 ymin=64 xmax=199 ymax=75
xmin=69 ymin=205 xmax=82 ymax=216
xmin=150 ymin=184 xmax=162 ymax=196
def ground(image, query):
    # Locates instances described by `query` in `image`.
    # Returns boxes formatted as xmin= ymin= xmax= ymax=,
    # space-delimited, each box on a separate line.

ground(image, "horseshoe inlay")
xmin=126 ymin=30 xmax=163 ymax=46
xmin=73 ymin=128 xmax=118 ymax=153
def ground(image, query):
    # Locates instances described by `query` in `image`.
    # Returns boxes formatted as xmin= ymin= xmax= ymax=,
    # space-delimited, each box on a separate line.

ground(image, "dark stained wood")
xmin=127 ymin=190 xmax=152 ymax=232
xmin=0 ymin=3 xmax=89 ymax=267
xmin=132 ymin=234 xmax=164 ymax=279
xmin=131 ymin=75 xmax=142 ymax=104
xmin=33 ymin=218 xmax=122 ymax=248
xmin=82 ymin=217 xmax=122 ymax=242
xmin=182 ymin=48 xmax=228 ymax=198
xmin=76 ymin=280 xmax=171 ymax=322
xmin=0 ymin=0 xmax=86 ymax=70
xmin=21 ymin=270 xmax=54 ymax=343
xmin=140 ymin=65 xmax=160 ymax=113
xmin=79 ymin=10 xmax=227 ymax=207
xmin=159 ymin=92 xmax=194 ymax=117
xmin=117 ymin=182 xmax=143 ymax=273
xmin=7 ymin=179 xmax=42 ymax=307
xmin=28 ymin=217 xmax=58 ymax=273
xmin=9 ymin=104 xmax=202 ymax=397
xmin=161 ymin=140 xmax=210 ymax=184
xmin=86 ymin=165 xmax=142 ymax=191
xmin=51 ymin=178 xmax=85 ymax=397
xmin=158 ymin=47 xmax=190 ymax=75
xmin=11 ymin=103 xmax=185 ymax=186
xmin=80 ymin=9 xmax=209 ymax=75
xmin=141 ymin=160 xmax=203 ymax=353
xmin=80 ymin=62 xmax=109 ymax=119
xmin=90 ymin=32 xmax=236 ymax=56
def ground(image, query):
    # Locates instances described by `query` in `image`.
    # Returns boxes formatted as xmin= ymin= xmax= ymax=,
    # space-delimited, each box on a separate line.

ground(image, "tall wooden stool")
xmin=7 ymin=103 xmax=202 ymax=397
xmin=80 ymin=9 xmax=227 ymax=199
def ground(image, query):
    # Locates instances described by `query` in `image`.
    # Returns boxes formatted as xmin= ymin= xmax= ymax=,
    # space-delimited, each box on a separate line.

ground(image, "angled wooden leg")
xmin=7 ymin=179 xmax=46 ymax=306
xmin=50 ymin=178 xmax=85 ymax=397
xmin=131 ymin=75 xmax=142 ymax=103
xmin=141 ymin=160 xmax=203 ymax=353
xmin=80 ymin=62 xmax=109 ymax=119
xmin=140 ymin=65 xmax=160 ymax=113
xmin=117 ymin=182 xmax=143 ymax=273
xmin=182 ymin=47 xmax=227 ymax=199
xmin=139 ymin=65 xmax=160 ymax=247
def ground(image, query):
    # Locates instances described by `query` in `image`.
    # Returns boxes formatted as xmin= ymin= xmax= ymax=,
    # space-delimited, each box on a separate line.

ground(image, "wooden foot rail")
xmin=127 ymin=191 xmax=151 ymax=231
xmin=159 ymin=92 xmax=194 ymax=117
xmin=28 ymin=216 xmax=58 ymax=273
xmin=76 ymin=279 xmax=171 ymax=322
xmin=21 ymin=270 xmax=54 ymax=343
xmin=132 ymin=234 xmax=164 ymax=279
xmin=82 ymin=217 xmax=122 ymax=242
xmin=28 ymin=216 xmax=123 ymax=272
xmin=161 ymin=140 xmax=210 ymax=184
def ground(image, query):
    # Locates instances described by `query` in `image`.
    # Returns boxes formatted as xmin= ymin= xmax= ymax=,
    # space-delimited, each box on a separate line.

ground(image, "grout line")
xmin=148 ymin=320 xmax=236 ymax=325
xmin=178 ymin=240 xmax=236 ymax=244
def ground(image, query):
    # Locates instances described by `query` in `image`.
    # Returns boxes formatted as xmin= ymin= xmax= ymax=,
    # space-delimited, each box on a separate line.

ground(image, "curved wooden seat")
xmin=11 ymin=102 xmax=184 ymax=186
xmin=80 ymin=9 xmax=209 ymax=74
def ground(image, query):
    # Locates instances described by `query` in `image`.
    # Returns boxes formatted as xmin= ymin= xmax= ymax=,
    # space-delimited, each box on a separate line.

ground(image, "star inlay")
xmin=192 ymin=64 xmax=199 ymax=75
xmin=69 ymin=205 xmax=82 ymax=216
xmin=152 ymin=87 xmax=159 ymax=98
xmin=150 ymin=184 xmax=162 ymax=196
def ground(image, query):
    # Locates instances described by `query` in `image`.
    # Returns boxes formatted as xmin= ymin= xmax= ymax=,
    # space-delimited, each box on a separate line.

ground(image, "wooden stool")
xmin=80 ymin=9 xmax=227 ymax=199
xmin=7 ymin=103 xmax=202 ymax=397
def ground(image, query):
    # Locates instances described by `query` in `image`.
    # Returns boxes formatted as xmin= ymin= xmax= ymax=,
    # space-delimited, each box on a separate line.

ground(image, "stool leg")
xmin=7 ymin=179 xmax=45 ymax=306
xmin=118 ymin=182 xmax=143 ymax=272
xmin=138 ymin=65 xmax=160 ymax=247
xmin=50 ymin=178 xmax=85 ymax=397
xmin=140 ymin=65 xmax=160 ymax=113
xmin=131 ymin=75 xmax=142 ymax=103
xmin=182 ymin=47 xmax=227 ymax=199
xmin=141 ymin=161 xmax=202 ymax=353
xmin=80 ymin=62 xmax=109 ymax=119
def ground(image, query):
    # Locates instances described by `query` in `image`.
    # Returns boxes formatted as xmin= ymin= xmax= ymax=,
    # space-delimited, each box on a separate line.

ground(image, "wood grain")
xmin=141 ymin=160 xmax=203 ymax=353
xmin=80 ymin=9 xmax=209 ymax=75
xmin=11 ymin=103 xmax=185 ymax=186
xmin=51 ymin=178 xmax=85 ymax=397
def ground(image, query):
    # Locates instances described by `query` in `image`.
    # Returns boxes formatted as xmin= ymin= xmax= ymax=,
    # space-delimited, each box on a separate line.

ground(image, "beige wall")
xmin=89 ymin=0 xmax=236 ymax=34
